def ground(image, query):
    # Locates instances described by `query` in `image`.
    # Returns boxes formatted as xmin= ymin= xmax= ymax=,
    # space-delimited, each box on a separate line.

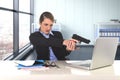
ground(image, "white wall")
xmin=34 ymin=0 xmax=120 ymax=44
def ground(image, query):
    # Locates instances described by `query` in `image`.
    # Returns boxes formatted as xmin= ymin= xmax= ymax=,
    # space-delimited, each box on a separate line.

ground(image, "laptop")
xmin=67 ymin=37 xmax=119 ymax=70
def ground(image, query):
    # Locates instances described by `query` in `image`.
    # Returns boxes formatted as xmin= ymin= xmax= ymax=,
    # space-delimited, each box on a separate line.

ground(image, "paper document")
xmin=15 ymin=60 xmax=35 ymax=66
xmin=14 ymin=60 xmax=50 ymax=71
xmin=15 ymin=60 xmax=44 ymax=67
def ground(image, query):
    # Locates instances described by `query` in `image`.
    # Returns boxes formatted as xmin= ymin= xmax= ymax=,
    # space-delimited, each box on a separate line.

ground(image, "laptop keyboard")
xmin=66 ymin=60 xmax=92 ymax=69
xmin=79 ymin=63 xmax=90 ymax=67
xmin=66 ymin=60 xmax=91 ymax=66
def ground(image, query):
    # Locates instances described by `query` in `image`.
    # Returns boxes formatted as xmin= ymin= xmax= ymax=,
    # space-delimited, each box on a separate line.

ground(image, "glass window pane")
xmin=0 ymin=10 xmax=13 ymax=60
xmin=0 ymin=0 xmax=13 ymax=9
xmin=19 ymin=13 xmax=30 ymax=49
xmin=19 ymin=0 xmax=30 ymax=13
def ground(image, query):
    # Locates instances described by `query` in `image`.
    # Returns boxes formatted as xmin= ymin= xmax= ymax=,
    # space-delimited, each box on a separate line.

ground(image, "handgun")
xmin=72 ymin=34 xmax=90 ymax=44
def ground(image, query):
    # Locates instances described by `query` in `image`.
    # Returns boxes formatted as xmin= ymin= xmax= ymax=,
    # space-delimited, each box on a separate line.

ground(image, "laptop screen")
xmin=90 ymin=37 xmax=119 ymax=69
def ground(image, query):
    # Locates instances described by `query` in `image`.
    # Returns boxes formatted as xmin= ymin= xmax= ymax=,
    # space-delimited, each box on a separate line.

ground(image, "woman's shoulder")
xmin=52 ymin=31 xmax=63 ymax=38
xmin=30 ymin=31 xmax=41 ymax=37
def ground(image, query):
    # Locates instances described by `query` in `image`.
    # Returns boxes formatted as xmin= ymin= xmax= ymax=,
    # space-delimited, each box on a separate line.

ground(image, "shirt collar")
xmin=49 ymin=31 xmax=54 ymax=35
xmin=40 ymin=31 xmax=54 ymax=36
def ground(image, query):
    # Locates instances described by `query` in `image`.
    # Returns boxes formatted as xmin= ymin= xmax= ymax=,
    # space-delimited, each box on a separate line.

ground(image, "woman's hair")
xmin=39 ymin=11 xmax=54 ymax=23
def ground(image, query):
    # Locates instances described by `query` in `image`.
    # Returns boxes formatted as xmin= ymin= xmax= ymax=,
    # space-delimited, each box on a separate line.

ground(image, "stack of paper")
xmin=15 ymin=60 xmax=45 ymax=69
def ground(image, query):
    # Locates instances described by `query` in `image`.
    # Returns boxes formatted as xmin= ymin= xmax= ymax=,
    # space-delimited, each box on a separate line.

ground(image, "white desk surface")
xmin=0 ymin=60 xmax=120 ymax=80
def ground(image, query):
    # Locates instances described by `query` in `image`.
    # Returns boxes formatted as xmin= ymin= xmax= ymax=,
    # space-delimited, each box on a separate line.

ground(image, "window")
xmin=0 ymin=0 xmax=13 ymax=9
xmin=19 ymin=0 xmax=33 ymax=50
xmin=0 ymin=0 xmax=34 ymax=60
xmin=19 ymin=14 xmax=30 ymax=49
xmin=0 ymin=10 xmax=13 ymax=59
xmin=19 ymin=0 xmax=30 ymax=13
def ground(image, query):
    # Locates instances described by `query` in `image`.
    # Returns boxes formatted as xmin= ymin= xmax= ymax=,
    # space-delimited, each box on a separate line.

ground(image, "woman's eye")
xmin=44 ymin=24 xmax=48 ymax=26
xmin=44 ymin=23 xmax=53 ymax=27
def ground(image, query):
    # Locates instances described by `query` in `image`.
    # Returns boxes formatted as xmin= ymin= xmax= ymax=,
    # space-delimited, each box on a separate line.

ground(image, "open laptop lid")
xmin=90 ymin=37 xmax=119 ymax=70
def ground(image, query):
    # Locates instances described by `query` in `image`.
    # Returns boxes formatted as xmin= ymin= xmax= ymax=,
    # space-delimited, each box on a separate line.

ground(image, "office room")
xmin=0 ymin=0 xmax=120 ymax=80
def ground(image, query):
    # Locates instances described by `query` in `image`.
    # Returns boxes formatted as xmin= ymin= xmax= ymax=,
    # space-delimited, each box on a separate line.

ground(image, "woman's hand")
xmin=66 ymin=40 xmax=76 ymax=51
xmin=63 ymin=39 xmax=79 ymax=51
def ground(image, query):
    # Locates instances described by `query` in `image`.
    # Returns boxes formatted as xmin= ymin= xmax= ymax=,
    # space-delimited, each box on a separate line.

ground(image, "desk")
xmin=0 ymin=60 xmax=120 ymax=80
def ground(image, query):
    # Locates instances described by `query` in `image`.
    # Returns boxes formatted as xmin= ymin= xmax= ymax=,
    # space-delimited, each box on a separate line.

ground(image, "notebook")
xmin=67 ymin=37 xmax=119 ymax=70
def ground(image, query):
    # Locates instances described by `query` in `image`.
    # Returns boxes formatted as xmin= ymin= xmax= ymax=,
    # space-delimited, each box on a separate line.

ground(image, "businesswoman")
xmin=29 ymin=11 xmax=77 ymax=60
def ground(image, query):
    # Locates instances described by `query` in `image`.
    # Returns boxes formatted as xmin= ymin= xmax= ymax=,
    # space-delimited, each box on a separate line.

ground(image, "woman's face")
xmin=40 ymin=18 xmax=53 ymax=35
